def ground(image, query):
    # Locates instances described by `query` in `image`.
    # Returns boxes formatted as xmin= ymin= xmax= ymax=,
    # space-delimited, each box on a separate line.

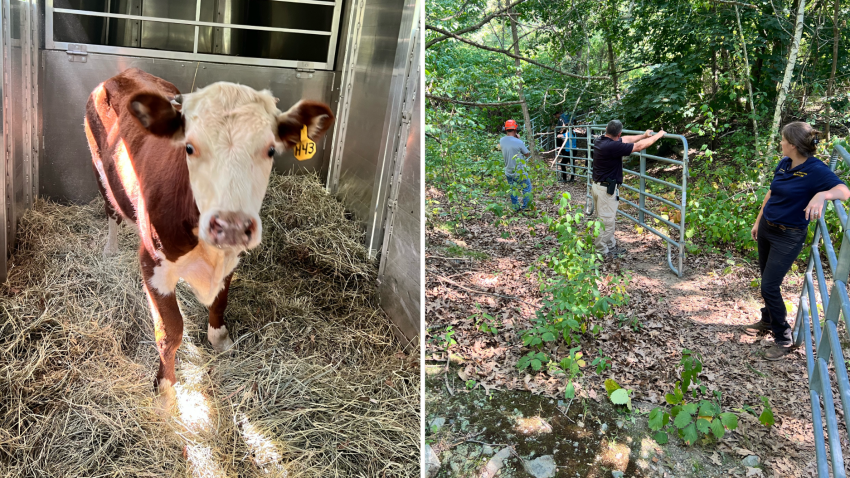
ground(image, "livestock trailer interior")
xmin=0 ymin=0 xmax=421 ymax=343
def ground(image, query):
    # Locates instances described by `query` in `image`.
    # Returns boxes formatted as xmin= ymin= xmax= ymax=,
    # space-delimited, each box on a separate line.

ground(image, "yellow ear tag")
xmin=293 ymin=125 xmax=316 ymax=161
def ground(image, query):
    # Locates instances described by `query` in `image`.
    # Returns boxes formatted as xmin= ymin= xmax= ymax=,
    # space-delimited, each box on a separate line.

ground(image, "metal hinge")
xmin=296 ymin=62 xmax=315 ymax=79
xmin=401 ymin=111 xmax=411 ymax=124
xmin=387 ymin=199 xmax=398 ymax=210
xmin=66 ymin=44 xmax=87 ymax=63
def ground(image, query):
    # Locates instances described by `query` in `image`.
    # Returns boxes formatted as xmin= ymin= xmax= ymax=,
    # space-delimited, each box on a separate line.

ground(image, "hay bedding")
xmin=0 ymin=173 xmax=420 ymax=478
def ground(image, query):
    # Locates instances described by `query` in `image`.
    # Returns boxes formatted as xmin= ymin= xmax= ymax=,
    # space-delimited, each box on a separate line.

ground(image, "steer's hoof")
xmin=208 ymin=324 xmax=234 ymax=353
xmin=155 ymin=378 xmax=177 ymax=416
xmin=103 ymin=241 xmax=118 ymax=257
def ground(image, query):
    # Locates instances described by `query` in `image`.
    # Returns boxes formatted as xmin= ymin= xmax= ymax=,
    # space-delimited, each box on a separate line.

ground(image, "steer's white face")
xmin=180 ymin=83 xmax=279 ymax=250
xmin=130 ymin=81 xmax=333 ymax=251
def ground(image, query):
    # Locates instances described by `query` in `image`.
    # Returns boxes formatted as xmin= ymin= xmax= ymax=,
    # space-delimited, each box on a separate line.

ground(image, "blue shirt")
xmin=763 ymin=156 xmax=845 ymax=228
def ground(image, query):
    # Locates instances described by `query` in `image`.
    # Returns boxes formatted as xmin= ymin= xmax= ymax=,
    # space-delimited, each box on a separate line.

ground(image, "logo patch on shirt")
xmin=793 ymin=171 xmax=808 ymax=178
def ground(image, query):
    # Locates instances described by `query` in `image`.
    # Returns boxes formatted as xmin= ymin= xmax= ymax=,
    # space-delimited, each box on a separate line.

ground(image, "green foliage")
xmin=430 ymin=326 xmax=457 ymax=353
xmin=604 ymin=378 xmax=633 ymax=411
xmin=517 ymin=351 xmax=549 ymax=372
xmin=549 ymin=347 xmax=586 ymax=399
xmin=469 ymin=304 xmax=500 ymax=334
xmin=649 ymin=350 xmax=738 ymax=446
xmin=591 ymin=351 xmax=612 ymax=374
xmin=520 ymin=193 xmax=629 ymax=349
xmin=759 ymin=396 xmax=775 ymax=427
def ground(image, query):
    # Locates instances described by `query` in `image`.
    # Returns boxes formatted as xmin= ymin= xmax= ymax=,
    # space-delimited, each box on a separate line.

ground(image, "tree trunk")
xmin=607 ymin=35 xmax=619 ymax=99
xmin=826 ymin=0 xmax=839 ymax=140
xmin=767 ymin=0 xmax=806 ymax=154
xmin=735 ymin=5 xmax=759 ymax=156
xmin=509 ymin=7 xmax=535 ymax=159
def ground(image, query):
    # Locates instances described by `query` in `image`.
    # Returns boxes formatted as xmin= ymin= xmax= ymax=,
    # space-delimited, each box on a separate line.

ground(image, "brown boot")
xmin=765 ymin=342 xmax=796 ymax=361
xmin=742 ymin=320 xmax=771 ymax=336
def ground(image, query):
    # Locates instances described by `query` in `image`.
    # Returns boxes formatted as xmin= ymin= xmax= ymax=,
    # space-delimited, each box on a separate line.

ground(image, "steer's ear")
xmin=277 ymin=100 xmax=335 ymax=149
xmin=128 ymin=92 xmax=185 ymax=140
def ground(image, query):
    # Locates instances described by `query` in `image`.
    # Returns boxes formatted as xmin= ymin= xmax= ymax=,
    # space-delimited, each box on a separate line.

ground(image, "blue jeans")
xmin=757 ymin=216 xmax=807 ymax=345
xmin=506 ymin=175 xmax=532 ymax=210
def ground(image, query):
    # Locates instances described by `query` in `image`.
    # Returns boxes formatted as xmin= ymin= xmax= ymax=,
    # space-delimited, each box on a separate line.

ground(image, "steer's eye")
xmin=267 ymin=146 xmax=275 ymax=158
xmin=186 ymin=144 xmax=195 ymax=155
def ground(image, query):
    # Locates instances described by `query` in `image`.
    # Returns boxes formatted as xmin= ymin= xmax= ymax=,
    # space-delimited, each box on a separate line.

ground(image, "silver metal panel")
xmin=141 ymin=0 xmax=197 ymax=52
xmin=333 ymin=0 xmax=404 ymax=255
xmin=41 ymin=50 xmax=334 ymax=203
xmin=0 ymin=0 xmax=9 ymax=280
xmin=377 ymin=14 xmax=420 ymax=343
xmin=46 ymin=0 xmax=341 ymax=68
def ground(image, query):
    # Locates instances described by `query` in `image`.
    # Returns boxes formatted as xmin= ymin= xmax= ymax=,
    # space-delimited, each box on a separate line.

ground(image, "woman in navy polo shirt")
xmin=744 ymin=122 xmax=850 ymax=360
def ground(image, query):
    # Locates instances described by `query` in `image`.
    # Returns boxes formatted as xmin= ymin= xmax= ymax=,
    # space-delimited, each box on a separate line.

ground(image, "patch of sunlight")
xmin=596 ymin=439 xmax=630 ymax=472
xmin=474 ymin=275 xmax=499 ymax=287
xmin=186 ymin=444 xmax=228 ymax=478
xmin=175 ymin=382 xmax=213 ymax=434
xmin=513 ymin=416 xmax=553 ymax=435
xmin=238 ymin=414 xmax=287 ymax=476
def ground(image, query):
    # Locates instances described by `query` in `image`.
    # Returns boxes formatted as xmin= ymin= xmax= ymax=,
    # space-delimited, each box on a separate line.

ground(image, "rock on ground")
xmin=524 ymin=455 xmax=557 ymax=478
xmin=425 ymin=444 xmax=440 ymax=478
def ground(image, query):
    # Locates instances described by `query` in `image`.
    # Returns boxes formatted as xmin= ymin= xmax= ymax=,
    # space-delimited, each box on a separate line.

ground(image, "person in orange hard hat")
xmin=499 ymin=119 xmax=532 ymax=211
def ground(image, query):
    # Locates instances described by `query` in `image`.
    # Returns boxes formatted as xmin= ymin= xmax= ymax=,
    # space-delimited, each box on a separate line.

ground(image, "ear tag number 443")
xmin=294 ymin=125 xmax=316 ymax=161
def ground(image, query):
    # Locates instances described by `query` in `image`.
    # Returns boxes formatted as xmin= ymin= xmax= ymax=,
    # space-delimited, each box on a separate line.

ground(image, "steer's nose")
xmin=207 ymin=212 xmax=257 ymax=248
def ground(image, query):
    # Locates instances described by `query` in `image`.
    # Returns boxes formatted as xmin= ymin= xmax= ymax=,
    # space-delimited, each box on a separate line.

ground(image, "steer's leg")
xmin=104 ymin=216 xmax=119 ymax=256
xmin=208 ymin=272 xmax=235 ymax=352
xmin=93 ymin=162 xmax=122 ymax=257
xmin=140 ymin=247 xmax=183 ymax=413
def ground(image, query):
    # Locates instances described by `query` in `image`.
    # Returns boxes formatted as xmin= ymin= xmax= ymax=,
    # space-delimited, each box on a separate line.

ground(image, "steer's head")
xmin=127 ymin=82 xmax=334 ymax=250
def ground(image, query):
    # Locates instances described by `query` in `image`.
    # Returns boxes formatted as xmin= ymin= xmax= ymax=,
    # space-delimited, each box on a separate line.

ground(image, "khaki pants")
xmin=591 ymin=182 xmax=618 ymax=254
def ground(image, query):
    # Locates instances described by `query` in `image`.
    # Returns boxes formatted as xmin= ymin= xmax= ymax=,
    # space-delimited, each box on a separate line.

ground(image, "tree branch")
xmin=712 ymin=0 xmax=759 ymax=9
xmin=426 ymin=0 xmax=533 ymax=49
xmin=426 ymin=94 xmax=526 ymax=107
xmin=425 ymin=25 xmax=610 ymax=80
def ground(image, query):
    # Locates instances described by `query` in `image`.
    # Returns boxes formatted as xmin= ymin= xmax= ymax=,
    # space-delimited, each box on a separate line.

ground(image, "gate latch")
xmin=66 ymin=44 xmax=87 ymax=63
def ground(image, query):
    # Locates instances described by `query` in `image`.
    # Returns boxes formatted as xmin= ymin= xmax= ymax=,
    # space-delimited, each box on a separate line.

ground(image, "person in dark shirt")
xmin=591 ymin=120 xmax=666 ymax=258
xmin=744 ymin=122 xmax=850 ymax=360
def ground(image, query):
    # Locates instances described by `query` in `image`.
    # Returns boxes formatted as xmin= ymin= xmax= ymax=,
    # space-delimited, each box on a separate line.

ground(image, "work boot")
xmin=765 ymin=342 xmax=796 ymax=361
xmin=742 ymin=320 xmax=771 ymax=336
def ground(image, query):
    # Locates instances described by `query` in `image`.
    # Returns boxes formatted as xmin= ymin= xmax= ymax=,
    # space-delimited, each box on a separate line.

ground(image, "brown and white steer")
xmin=84 ymin=68 xmax=333 ymax=409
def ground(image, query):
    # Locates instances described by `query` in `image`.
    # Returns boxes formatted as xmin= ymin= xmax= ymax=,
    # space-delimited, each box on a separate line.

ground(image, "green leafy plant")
xmin=517 ymin=351 xmax=549 ymax=372
xmin=648 ymin=350 xmax=738 ymax=446
xmin=758 ymin=396 xmax=775 ymax=427
xmin=430 ymin=326 xmax=457 ymax=354
xmin=591 ymin=351 xmax=612 ymax=374
xmin=469 ymin=305 xmax=500 ymax=334
xmin=605 ymin=378 xmax=633 ymax=411
xmin=466 ymin=379 xmax=477 ymax=390
xmin=520 ymin=193 xmax=629 ymax=349
xmin=550 ymin=347 xmax=586 ymax=399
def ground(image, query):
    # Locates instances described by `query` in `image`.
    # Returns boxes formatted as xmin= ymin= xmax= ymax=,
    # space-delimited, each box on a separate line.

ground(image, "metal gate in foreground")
xmin=793 ymin=143 xmax=850 ymax=477
xmin=543 ymin=125 xmax=690 ymax=277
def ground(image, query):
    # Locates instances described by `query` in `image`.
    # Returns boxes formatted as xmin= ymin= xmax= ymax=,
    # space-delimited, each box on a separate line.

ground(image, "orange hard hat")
xmin=504 ymin=119 xmax=518 ymax=130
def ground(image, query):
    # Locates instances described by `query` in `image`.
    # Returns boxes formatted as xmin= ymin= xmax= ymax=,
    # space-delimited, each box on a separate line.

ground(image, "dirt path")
xmin=426 ymin=179 xmax=846 ymax=477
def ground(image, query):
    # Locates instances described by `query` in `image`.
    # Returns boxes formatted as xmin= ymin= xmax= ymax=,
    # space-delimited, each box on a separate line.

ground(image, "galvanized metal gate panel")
xmin=548 ymin=125 xmax=689 ymax=277
xmin=793 ymin=144 xmax=850 ymax=477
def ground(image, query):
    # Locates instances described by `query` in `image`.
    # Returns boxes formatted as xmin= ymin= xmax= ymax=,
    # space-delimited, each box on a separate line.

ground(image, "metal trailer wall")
xmin=375 ymin=0 xmax=420 ymax=344
xmin=0 ymin=0 xmax=40 ymax=282
xmin=328 ymin=0 xmax=420 ymax=342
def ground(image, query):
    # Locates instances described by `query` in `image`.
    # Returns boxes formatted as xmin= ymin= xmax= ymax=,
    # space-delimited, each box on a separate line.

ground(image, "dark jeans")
xmin=506 ymin=175 xmax=532 ymax=210
xmin=757 ymin=216 xmax=806 ymax=345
